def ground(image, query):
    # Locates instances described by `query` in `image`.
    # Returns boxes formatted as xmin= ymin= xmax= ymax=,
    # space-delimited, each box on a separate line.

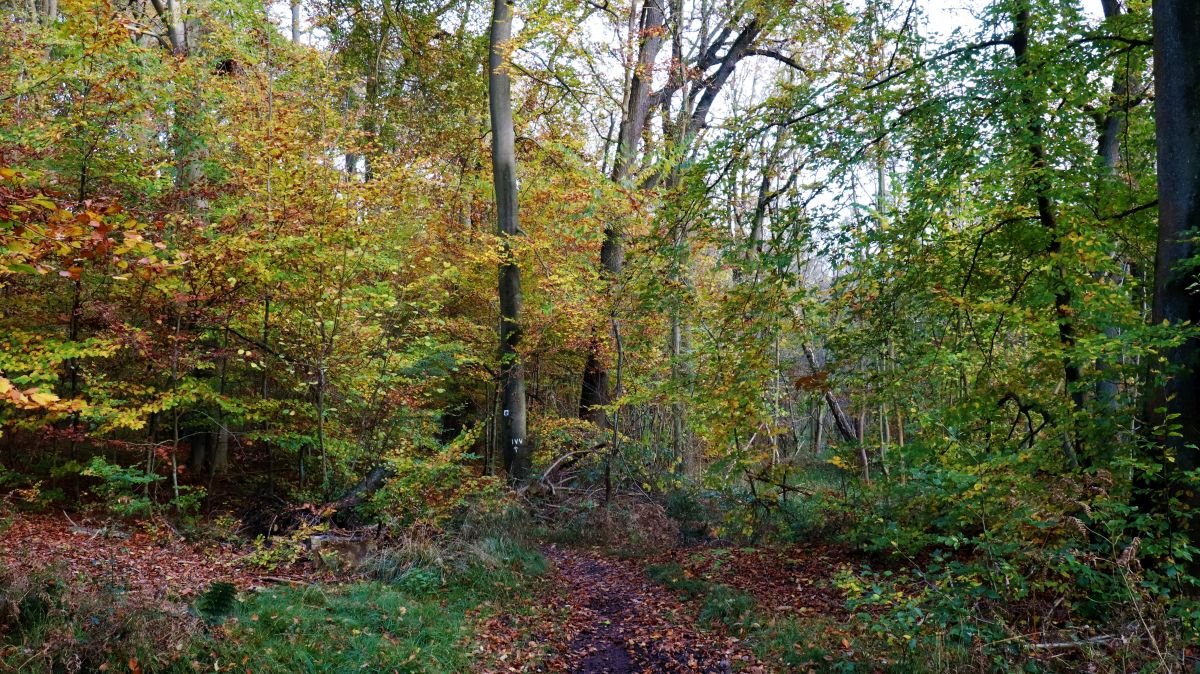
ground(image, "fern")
xmin=195 ymin=581 xmax=238 ymax=625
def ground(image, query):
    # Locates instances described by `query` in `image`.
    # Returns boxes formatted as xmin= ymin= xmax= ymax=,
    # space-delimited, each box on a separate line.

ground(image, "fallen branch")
xmin=327 ymin=464 xmax=394 ymax=514
xmin=1025 ymin=634 xmax=1124 ymax=649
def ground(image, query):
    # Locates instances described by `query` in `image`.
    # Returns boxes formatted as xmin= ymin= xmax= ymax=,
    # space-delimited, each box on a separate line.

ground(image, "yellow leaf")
xmin=28 ymin=390 xmax=60 ymax=406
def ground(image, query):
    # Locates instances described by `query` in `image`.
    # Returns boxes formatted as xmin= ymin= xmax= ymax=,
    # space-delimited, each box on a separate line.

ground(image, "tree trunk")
xmin=165 ymin=0 xmax=186 ymax=55
xmin=211 ymin=425 xmax=230 ymax=474
xmin=1094 ymin=0 xmax=1134 ymax=408
xmin=489 ymin=0 xmax=530 ymax=485
xmin=290 ymin=0 xmax=301 ymax=43
xmin=1142 ymin=0 xmax=1200 ymax=550
xmin=579 ymin=0 xmax=666 ymax=425
xmin=188 ymin=430 xmax=210 ymax=475
xmin=1011 ymin=6 xmax=1081 ymax=466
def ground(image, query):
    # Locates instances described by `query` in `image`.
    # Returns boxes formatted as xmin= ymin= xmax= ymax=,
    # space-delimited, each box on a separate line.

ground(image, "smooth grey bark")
xmin=291 ymin=0 xmax=301 ymax=43
xmin=146 ymin=0 xmax=184 ymax=54
xmin=489 ymin=0 xmax=530 ymax=485
xmin=1140 ymin=0 xmax=1200 ymax=537
xmin=579 ymin=0 xmax=667 ymax=425
xmin=212 ymin=425 xmax=230 ymax=474
xmin=147 ymin=0 xmax=187 ymax=55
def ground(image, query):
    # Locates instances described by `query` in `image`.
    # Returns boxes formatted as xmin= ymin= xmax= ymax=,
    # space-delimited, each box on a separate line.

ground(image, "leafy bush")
xmin=243 ymin=531 xmax=309 ymax=570
xmin=80 ymin=456 xmax=160 ymax=518
xmin=367 ymin=441 xmax=507 ymax=531
xmin=396 ymin=567 xmax=443 ymax=594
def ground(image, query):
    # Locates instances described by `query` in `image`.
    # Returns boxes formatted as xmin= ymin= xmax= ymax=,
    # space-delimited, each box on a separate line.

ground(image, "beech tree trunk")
xmin=489 ymin=0 xmax=530 ymax=485
xmin=290 ymin=0 xmax=301 ymax=43
xmin=579 ymin=0 xmax=666 ymax=425
xmin=1094 ymin=0 xmax=1129 ymax=408
xmin=1143 ymin=0 xmax=1200 ymax=543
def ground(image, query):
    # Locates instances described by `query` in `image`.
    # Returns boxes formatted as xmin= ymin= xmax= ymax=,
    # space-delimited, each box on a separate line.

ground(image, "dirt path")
xmin=546 ymin=547 xmax=754 ymax=674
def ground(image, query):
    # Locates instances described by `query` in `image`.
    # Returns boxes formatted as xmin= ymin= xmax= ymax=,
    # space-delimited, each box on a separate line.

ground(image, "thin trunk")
xmin=812 ymin=401 xmax=823 ymax=454
xmin=170 ymin=313 xmax=182 ymax=502
xmin=261 ymin=296 xmax=273 ymax=496
xmin=316 ymin=365 xmax=328 ymax=493
xmin=802 ymin=343 xmax=864 ymax=481
xmin=878 ymin=404 xmax=887 ymax=475
xmin=1012 ymin=7 xmax=1081 ymax=466
xmin=489 ymin=0 xmax=530 ymax=485
xmin=210 ymin=324 xmax=231 ymax=476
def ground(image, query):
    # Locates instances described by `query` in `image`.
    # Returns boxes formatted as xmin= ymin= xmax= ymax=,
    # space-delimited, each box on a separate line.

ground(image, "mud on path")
xmin=546 ymin=548 xmax=754 ymax=674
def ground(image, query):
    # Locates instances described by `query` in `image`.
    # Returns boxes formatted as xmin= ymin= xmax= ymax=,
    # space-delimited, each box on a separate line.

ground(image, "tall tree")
xmin=578 ymin=0 xmax=666 ymax=425
xmin=489 ymin=0 xmax=530 ymax=484
xmin=291 ymin=0 xmax=301 ymax=43
xmin=1145 ymin=0 xmax=1200 ymax=535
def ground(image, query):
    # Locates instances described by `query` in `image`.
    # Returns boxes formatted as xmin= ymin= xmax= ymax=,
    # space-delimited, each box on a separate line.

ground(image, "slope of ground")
xmin=3 ymin=512 xmax=854 ymax=673
xmin=0 ymin=512 xmax=308 ymax=600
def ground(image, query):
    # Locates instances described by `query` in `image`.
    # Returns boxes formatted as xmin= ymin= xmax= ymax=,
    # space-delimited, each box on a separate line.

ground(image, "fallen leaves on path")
xmin=647 ymin=544 xmax=850 ymax=620
xmin=478 ymin=546 xmax=763 ymax=674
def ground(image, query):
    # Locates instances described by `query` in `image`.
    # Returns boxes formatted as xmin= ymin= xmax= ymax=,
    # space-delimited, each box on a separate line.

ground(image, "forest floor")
xmin=479 ymin=544 xmax=852 ymax=673
xmin=2 ymin=511 xmax=855 ymax=673
xmin=1 ymin=511 xmax=311 ymax=598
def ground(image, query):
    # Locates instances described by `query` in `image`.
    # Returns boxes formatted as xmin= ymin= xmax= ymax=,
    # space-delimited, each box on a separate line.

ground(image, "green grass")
xmin=644 ymin=562 xmax=756 ymax=631
xmin=697 ymin=583 xmax=756 ymax=628
xmin=2 ymin=535 xmax=548 ymax=674
xmin=202 ymin=581 xmax=480 ymax=672
xmin=645 ymin=562 xmax=708 ymax=599
xmin=200 ymin=536 xmax=548 ymax=673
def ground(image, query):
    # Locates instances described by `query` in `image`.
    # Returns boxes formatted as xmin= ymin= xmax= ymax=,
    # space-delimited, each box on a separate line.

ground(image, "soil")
xmin=548 ymin=548 xmax=745 ymax=673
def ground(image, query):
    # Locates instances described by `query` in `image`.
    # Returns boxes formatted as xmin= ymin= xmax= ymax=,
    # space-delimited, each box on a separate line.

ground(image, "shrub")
xmin=194 ymin=581 xmax=238 ymax=625
xmin=396 ymin=567 xmax=443 ymax=594
xmin=80 ymin=456 xmax=160 ymax=518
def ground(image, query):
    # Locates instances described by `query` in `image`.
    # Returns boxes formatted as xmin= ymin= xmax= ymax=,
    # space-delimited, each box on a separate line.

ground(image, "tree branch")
xmin=744 ymin=48 xmax=806 ymax=73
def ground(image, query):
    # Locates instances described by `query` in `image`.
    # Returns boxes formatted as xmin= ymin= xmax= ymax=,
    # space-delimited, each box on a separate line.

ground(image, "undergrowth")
xmin=682 ymin=456 xmax=1200 ymax=673
xmin=0 ymin=522 xmax=547 ymax=673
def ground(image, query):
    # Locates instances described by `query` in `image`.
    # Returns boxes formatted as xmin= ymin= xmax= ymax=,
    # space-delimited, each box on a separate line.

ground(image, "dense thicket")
xmin=1 ymin=0 xmax=1196 ymax=668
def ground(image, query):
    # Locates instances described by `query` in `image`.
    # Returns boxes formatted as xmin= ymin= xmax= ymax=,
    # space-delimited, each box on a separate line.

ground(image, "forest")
xmin=0 ymin=0 xmax=1197 ymax=671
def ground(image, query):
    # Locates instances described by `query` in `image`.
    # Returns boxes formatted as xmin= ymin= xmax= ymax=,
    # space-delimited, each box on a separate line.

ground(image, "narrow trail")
xmin=545 ymin=548 xmax=753 ymax=674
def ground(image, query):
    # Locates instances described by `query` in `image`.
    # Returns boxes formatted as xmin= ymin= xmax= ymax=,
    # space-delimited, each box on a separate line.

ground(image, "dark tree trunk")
xmin=489 ymin=0 xmax=531 ymax=485
xmin=1095 ymin=0 xmax=1134 ymax=407
xmin=1141 ymin=0 xmax=1200 ymax=547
